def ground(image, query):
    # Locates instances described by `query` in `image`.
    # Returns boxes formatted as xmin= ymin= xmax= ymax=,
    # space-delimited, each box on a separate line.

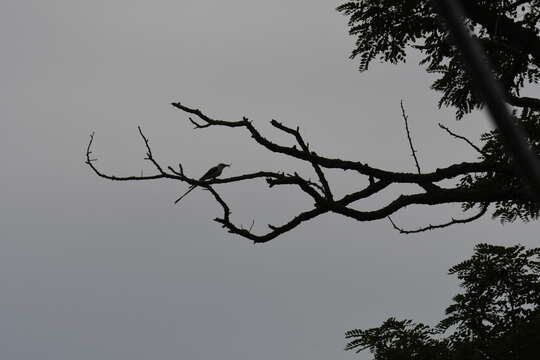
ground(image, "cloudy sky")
xmin=2 ymin=1 xmax=539 ymax=359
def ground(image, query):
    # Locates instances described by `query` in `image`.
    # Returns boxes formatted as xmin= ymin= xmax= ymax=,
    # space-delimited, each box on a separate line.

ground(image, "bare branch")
xmin=387 ymin=203 xmax=489 ymax=234
xmin=438 ymin=123 xmax=485 ymax=156
xmin=270 ymin=119 xmax=333 ymax=199
xmin=86 ymin=127 xmax=334 ymax=241
xmin=265 ymin=173 xmax=324 ymax=202
xmin=137 ymin=126 xmax=166 ymax=175
xmin=204 ymin=183 xmax=328 ymax=244
xmin=400 ymin=100 xmax=422 ymax=174
xmin=86 ymin=132 xmax=165 ymax=182
xmin=330 ymin=187 xmax=528 ymax=222
xmin=171 ymin=102 xmax=248 ymax=127
xmin=189 ymin=117 xmax=211 ymax=129
xmin=336 ymin=179 xmax=392 ymax=205
xmin=171 ymin=102 xmax=511 ymax=183
xmin=85 ymin=100 xmax=526 ymax=243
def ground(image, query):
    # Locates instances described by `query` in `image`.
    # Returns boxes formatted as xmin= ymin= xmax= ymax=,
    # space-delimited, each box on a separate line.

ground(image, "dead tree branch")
xmin=171 ymin=102 xmax=510 ymax=183
xmin=85 ymin=101 xmax=525 ymax=243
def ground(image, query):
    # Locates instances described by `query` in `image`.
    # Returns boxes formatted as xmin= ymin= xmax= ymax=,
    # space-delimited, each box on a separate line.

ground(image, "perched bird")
xmin=174 ymin=163 xmax=230 ymax=204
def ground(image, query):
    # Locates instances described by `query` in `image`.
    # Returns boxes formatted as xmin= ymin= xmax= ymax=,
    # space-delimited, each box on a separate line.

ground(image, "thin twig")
xmin=189 ymin=117 xmax=211 ymax=129
xmin=400 ymin=100 xmax=422 ymax=174
xmin=438 ymin=123 xmax=485 ymax=156
xmin=85 ymin=132 xmax=165 ymax=181
xmin=387 ymin=203 xmax=489 ymax=234
xmin=137 ymin=126 xmax=166 ymax=174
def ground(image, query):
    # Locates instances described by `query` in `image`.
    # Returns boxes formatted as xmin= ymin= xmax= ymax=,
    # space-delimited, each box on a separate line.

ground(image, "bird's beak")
xmin=224 ymin=163 xmax=231 ymax=167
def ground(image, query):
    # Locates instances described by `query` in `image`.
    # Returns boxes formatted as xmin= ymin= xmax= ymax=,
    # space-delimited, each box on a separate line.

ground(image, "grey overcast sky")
xmin=2 ymin=1 xmax=538 ymax=359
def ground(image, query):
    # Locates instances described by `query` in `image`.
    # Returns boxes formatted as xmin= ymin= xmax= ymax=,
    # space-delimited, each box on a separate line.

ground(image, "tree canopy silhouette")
xmin=345 ymin=243 xmax=540 ymax=359
xmin=86 ymin=0 xmax=540 ymax=243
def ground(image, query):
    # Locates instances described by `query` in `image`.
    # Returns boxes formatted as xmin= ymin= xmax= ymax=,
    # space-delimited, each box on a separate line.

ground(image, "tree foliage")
xmin=86 ymin=0 xmax=540 ymax=243
xmin=345 ymin=244 xmax=540 ymax=359
xmin=337 ymin=0 xmax=540 ymax=118
xmin=338 ymin=0 xmax=540 ymax=223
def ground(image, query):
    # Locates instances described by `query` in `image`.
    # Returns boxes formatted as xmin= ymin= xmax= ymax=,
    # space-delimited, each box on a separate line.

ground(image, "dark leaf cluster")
xmin=337 ymin=0 xmax=540 ymax=118
xmin=459 ymin=108 xmax=540 ymax=222
xmin=345 ymin=244 xmax=540 ymax=359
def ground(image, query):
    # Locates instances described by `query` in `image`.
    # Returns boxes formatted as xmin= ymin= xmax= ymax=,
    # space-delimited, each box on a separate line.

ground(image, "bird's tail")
xmin=174 ymin=185 xmax=197 ymax=204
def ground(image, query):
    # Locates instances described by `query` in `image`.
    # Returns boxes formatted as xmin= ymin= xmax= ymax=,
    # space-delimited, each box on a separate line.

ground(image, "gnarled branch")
xmin=85 ymin=101 xmax=525 ymax=243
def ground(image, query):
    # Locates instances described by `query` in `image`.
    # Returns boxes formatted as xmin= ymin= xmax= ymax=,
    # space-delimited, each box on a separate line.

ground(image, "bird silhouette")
xmin=174 ymin=163 xmax=230 ymax=204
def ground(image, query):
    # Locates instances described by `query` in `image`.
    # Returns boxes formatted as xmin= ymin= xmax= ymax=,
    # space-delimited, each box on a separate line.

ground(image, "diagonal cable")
xmin=433 ymin=0 xmax=540 ymax=199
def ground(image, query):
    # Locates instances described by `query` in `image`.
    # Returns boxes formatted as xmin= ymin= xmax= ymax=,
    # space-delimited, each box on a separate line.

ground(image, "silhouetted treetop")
xmin=345 ymin=244 xmax=540 ymax=359
xmin=337 ymin=0 xmax=540 ymax=118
